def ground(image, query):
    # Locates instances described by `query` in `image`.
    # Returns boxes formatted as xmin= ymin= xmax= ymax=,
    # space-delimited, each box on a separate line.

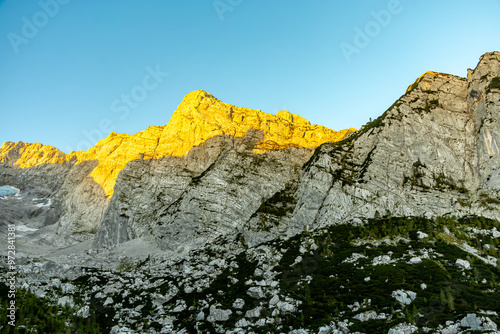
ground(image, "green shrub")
xmin=487 ymin=77 xmax=500 ymax=92
xmin=0 ymin=287 xmax=101 ymax=333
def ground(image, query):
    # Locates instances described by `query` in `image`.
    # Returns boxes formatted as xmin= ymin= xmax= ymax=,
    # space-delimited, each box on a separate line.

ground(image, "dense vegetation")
xmin=0 ymin=285 xmax=101 ymax=334
xmin=275 ymin=216 xmax=500 ymax=332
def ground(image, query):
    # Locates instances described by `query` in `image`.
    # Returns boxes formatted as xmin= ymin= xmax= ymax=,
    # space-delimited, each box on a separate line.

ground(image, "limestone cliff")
xmin=93 ymin=130 xmax=314 ymax=250
xmin=274 ymin=52 xmax=500 ymax=240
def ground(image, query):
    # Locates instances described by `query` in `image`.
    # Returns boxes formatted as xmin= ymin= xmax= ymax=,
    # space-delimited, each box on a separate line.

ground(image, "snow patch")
xmin=0 ymin=185 xmax=20 ymax=198
xmin=16 ymin=225 xmax=39 ymax=232
xmin=33 ymin=198 xmax=51 ymax=208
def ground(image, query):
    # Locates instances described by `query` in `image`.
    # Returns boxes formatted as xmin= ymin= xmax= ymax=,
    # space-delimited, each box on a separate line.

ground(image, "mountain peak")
xmin=0 ymin=90 xmax=354 ymax=197
xmin=276 ymin=110 xmax=311 ymax=126
xmin=178 ymin=89 xmax=218 ymax=107
xmin=406 ymin=71 xmax=460 ymax=93
xmin=173 ymin=90 xmax=237 ymax=122
xmin=160 ymin=90 xmax=354 ymax=157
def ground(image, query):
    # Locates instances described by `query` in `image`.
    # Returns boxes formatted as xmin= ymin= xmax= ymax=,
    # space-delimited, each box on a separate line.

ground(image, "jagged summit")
xmin=477 ymin=50 xmax=500 ymax=63
xmin=1 ymin=90 xmax=355 ymax=197
xmin=174 ymin=89 xmax=225 ymax=112
xmin=174 ymin=90 xmax=311 ymax=127
xmin=157 ymin=89 xmax=355 ymax=157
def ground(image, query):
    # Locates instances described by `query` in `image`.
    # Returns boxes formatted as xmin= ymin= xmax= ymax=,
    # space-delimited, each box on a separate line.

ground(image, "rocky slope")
xmin=3 ymin=215 xmax=500 ymax=333
xmin=0 ymin=51 xmax=500 ymax=333
xmin=241 ymin=53 xmax=500 ymax=246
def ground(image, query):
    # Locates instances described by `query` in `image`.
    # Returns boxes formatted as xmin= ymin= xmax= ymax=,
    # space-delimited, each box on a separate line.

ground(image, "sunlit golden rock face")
xmin=77 ymin=126 xmax=165 ymax=199
xmin=406 ymin=71 xmax=453 ymax=93
xmin=0 ymin=141 xmax=67 ymax=168
xmin=154 ymin=90 xmax=356 ymax=156
xmin=1 ymin=90 xmax=356 ymax=197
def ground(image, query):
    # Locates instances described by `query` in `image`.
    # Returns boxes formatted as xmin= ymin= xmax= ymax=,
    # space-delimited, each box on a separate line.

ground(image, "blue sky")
xmin=0 ymin=1 xmax=499 ymax=153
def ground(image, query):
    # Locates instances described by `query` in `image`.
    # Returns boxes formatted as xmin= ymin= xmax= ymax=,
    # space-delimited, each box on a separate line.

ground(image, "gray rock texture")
xmin=93 ymin=131 xmax=312 ymax=253
xmin=0 ymin=160 xmax=108 ymax=247
xmin=283 ymin=52 xmax=500 ymax=236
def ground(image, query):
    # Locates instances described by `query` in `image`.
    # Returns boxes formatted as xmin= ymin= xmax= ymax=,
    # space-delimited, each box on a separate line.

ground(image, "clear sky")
xmin=0 ymin=1 xmax=499 ymax=153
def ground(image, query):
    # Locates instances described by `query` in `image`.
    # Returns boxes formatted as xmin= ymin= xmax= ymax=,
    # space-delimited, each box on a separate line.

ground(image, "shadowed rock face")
xmin=1 ymin=52 xmax=500 ymax=255
xmin=93 ymin=130 xmax=314 ymax=252
xmin=0 ymin=160 xmax=108 ymax=247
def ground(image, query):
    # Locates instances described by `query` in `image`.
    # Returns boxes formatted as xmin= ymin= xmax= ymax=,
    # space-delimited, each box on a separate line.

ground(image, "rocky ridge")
xmin=0 ymin=141 xmax=67 ymax=168
xmin=278 ymin=52 xmax=500 ymax=237
xmin=0 ymin=90 xmax=355 ymax=198
xmin=1 ymin=52 xmax=500 ymax=252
